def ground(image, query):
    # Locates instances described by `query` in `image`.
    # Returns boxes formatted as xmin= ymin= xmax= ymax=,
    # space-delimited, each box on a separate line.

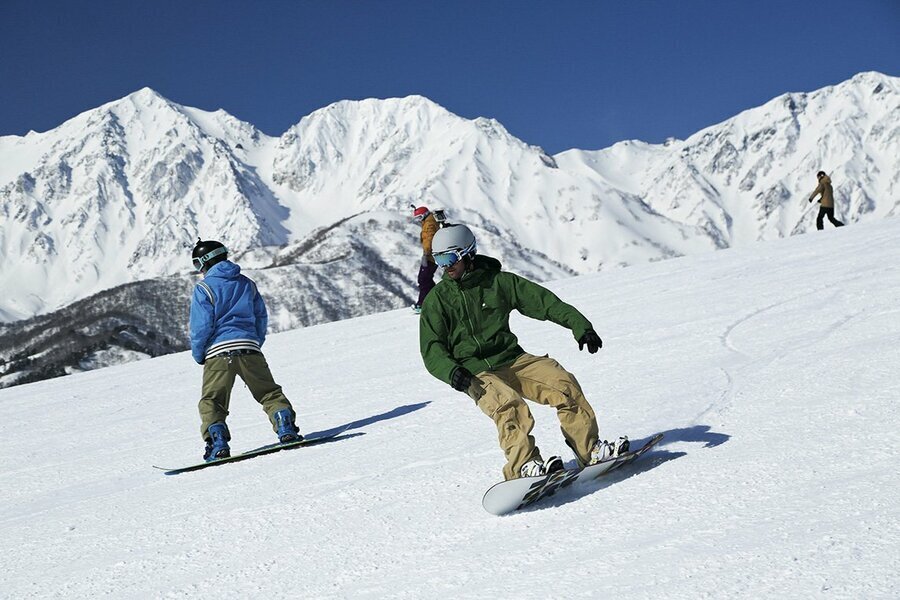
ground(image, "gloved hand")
xmin=578 ymin=330 xmax=603 ymax=354
xmin=451 ymin=366 xmax=486 ymax=400
xmin=450 ymin=366 xmax=475 ymax=392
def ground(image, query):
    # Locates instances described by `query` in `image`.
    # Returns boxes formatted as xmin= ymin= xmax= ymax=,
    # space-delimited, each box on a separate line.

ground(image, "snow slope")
xmin=1 ymin=219 xmax=898 ymax=598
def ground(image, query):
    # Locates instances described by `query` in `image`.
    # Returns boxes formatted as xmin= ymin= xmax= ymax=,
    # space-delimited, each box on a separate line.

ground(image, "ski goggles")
xmin=432 ymin=242 xmax=475 ymax=268
xmin=192 ymin=247 xmax=228 ymax=271
xmin=433 ymin=250 xmax=464 ymax=268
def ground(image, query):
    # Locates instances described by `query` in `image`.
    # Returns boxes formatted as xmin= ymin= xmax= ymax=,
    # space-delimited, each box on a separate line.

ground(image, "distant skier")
xmin=189 ymin=239 xmax=302 ymax=462
xmin=418 ymin=224 xmax=628 ymax=481
xmin=808 ymin=170 xmax=845 ymax=230
xmin=412 ymin=205 xmax=440 ymax=313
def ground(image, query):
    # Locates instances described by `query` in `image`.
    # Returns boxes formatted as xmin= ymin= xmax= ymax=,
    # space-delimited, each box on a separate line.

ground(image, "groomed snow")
xmin=1 ymin=218 xmax=898 ymax=598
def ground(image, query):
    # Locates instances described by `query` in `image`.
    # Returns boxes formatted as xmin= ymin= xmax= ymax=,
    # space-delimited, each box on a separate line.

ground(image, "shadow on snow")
xmin=305 ymin=401 xmax=431 ymax=439
xmin=522 ymin=424 xmax=728 ymax=514
xmin=655 ymin=424 xmax=730 ymax=449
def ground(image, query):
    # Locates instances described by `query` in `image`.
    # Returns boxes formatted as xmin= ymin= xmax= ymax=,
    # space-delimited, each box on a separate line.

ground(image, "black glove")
xmin=451 ymin=367 xmax=486 ymax=400
xmin=450 ymin=366 xmax=475 ymax=392
xmin=578 ymin=330 xmax=602 ymax=354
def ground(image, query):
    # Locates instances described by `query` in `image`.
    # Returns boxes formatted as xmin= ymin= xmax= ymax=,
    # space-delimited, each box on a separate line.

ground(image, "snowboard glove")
xmin=578 ymin=330 xmax=603 ymax=354
xmin=450 ymin=366 xmax=475 ymax=392
xmin=450 ymin=366 xmax=486 ymax=400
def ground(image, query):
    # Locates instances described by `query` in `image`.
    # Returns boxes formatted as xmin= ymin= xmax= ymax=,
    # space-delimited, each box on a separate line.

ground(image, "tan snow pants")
xmin=198 ymin=352 xmax=294 ymax=440
xmin=466 ymin=352 xmax=600 ymax=480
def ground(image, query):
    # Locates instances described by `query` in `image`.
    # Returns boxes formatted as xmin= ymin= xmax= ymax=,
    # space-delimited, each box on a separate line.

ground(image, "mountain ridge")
xmin=0 ymin=71 xmax=897 ymax=385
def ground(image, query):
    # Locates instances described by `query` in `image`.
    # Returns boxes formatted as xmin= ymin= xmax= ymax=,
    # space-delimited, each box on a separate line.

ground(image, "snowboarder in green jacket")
xmin=419 ymin=224 xmax=628 ymax=481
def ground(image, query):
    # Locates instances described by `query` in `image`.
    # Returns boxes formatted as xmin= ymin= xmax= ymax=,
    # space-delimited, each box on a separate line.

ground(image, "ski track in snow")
xmin=1 ymin=219 xmax=900 ymax=598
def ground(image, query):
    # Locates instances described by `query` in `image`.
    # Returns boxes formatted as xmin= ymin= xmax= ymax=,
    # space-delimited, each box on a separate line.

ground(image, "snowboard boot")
xmin=204 ymin=422 xmax=231 ymax=462
xmin=544 ymin=455 xmax=564 ymax=475
xmin=519 ymin=455 xmax=564 ymax=478
xmin=273 ymin=408 xmax=303 ymax=444
xmin=587 ymin=436 xmax=629 ymax=466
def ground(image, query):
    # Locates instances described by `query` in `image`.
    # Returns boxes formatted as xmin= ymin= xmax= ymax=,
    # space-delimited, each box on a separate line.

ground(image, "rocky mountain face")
xmin=0 ymin=72 xmax=897 ymax=387
xmin=0 ymin=89 xmax=285 ymax=322
xmin=0 ymin=211 xmax=570 ymax=387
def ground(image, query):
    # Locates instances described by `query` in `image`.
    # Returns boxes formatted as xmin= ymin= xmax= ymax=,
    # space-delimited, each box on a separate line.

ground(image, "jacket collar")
xmin=444 ymin=255 xmax=502 ymax=288
xmin=204 ymin=260 xmax=241 ymax=279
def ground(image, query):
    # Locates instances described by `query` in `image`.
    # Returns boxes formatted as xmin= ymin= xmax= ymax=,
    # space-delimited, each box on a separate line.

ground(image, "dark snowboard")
xmin=482 ymin=433 xmax=664 ymax=515
xmin=154 ymin=425 xmax=352 ymax=475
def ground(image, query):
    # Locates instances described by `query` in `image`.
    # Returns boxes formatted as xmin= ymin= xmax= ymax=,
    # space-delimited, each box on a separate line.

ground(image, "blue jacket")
xmin=189 ymin=261 xmax=267 ymax=364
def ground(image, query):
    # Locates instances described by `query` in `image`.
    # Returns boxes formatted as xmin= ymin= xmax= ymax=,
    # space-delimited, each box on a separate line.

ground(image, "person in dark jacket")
xmin=190 ymin=239 xmax=301 ymax=462
xmin=808 ymin=171 xmax=845 ymax=230
xmin=419 ymin=225 xmax=628 ymax=481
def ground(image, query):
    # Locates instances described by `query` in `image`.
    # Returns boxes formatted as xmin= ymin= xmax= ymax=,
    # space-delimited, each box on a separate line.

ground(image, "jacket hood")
xmin=820 ymin=175 xmax=831 ymax=184
xmin=472 ymin=255 xmax=502 ymax=272
xmin=204 ymin=260 xmax=241 ymax=279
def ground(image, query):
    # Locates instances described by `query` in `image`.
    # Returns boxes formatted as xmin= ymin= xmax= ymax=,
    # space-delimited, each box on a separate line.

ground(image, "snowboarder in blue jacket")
xmin=190 ymin=239 xmax=301 ymax=461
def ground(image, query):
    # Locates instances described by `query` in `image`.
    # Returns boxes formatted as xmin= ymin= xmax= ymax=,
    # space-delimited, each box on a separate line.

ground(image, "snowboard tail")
xmin=482 ymin=433 xmax=664 ymax=515
xmin=154 ymin=425 xmax=352 ymax=475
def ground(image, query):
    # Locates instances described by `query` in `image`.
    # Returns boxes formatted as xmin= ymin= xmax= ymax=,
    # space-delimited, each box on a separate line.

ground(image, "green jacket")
xmin=419 ymin=255 xmax=594 ymax=385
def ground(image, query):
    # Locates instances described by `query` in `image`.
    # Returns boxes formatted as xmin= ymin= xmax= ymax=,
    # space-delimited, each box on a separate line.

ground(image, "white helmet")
xmin=431 ymin=224 xmax=477 ymax=267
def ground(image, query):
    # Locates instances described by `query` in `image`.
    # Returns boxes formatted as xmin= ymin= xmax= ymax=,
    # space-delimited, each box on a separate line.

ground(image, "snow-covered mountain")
xmin=558 ymin=71 xmax=900 ymax=245
xmin=0 ymin=72 xmax=897 ymax=386
xmin=0 ymin=212 xmax=569 ymax=387
xmin=2 ymin=216 xmax=898 ymax=598
xmin=0 ymin=88 xmax=285 ymax=321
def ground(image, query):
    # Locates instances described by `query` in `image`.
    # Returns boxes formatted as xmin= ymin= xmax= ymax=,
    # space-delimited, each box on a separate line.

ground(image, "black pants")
xmin=416 ymin=260 xmax=438 ymax=306
xmin=816 ymin=206 xmax=844 ymax=230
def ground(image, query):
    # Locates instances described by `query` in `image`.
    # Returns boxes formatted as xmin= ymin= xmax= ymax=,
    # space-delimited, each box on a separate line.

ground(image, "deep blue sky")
xmin=1 ymin=0 xmax=898 ymax=154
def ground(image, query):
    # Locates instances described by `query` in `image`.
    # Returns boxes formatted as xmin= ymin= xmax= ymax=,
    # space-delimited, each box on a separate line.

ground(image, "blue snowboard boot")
xmin=274 ymin=409 xmax=303 ymax=444
xmin=203 ymin=422 xmax=231 ymax=462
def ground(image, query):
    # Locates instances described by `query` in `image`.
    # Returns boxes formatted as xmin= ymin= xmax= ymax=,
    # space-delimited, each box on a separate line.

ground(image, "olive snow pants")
xmin=466 ymin=352 xmax=600 ymax=480
xmin=198 ymin=352 xmax=294 ymax=440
